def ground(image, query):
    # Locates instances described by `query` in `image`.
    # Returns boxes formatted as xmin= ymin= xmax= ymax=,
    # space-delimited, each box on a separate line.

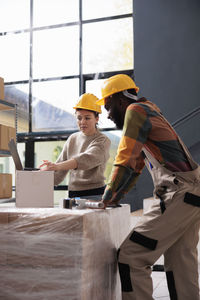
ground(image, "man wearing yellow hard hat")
xmin=97 ymin=74 xmax=200 ymax=299
xmin=40 ymin=93 xmax=111 ymax=200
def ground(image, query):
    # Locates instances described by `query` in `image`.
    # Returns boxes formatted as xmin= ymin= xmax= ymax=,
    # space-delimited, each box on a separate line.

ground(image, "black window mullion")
xmin=79 ymin=0 xmax=84 ymax=95
xmin=25 ymin=141 xmax=35 ymax=168
xmin=26 ymin=0 xmax=34 ymax=168
xmin=29 ymin=0 xmax=33 ymax=133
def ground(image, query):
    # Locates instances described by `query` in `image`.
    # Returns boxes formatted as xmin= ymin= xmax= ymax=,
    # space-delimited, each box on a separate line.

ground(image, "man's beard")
xmin=112 ymin=108 xmax=124 ymax=129
xmin=114 ymin=118 xmax=124 ymax=130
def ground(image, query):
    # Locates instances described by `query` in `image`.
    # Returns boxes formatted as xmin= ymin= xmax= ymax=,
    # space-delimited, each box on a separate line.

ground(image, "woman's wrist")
xmin=55 ymin=162 xmax=63 ymax=171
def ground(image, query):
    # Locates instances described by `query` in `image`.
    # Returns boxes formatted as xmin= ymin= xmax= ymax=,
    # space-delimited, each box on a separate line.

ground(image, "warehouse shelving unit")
xmin=0 ymin=99 xmax=17 ymax=203
xmin=0 ymin=98 xmax=17 ymax=154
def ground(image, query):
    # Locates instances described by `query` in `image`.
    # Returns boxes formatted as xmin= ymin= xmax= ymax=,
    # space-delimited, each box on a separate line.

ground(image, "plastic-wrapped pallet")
xmin=0 ymin=205 xmax=130 ymax=300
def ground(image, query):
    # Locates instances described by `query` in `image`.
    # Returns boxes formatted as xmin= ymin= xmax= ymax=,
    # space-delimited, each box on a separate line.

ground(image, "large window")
xmin=83 ymin=18 xmax=133 ymax=74
xmin=0 ymin=0 xmax=134 ymax=197
xmin=1 ymin=0 xmax=133 ymax=134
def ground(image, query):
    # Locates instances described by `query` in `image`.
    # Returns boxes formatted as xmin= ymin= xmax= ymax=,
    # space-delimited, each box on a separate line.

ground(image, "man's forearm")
xmin=102 ymin=165 xmax=140 ymax=204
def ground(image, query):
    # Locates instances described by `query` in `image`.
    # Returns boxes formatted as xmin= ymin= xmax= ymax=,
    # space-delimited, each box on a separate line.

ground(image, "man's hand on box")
xmin=101 ymin=189 xmax=122 ymax=209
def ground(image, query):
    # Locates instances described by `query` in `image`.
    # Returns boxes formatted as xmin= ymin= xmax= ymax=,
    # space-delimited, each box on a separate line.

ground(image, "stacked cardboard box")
xmin=0 ymin=173 xmax=12 ymax=198
xmin=0 ymin=205 xmax=131 ymax=300
xmin=0 ymin=124 xmax=16 ymax=151
xmin=0 ymin=77 xmax=4 ymax=100
xmin=0 ymin=76 xmax=16 ymax=149
xmin=0 ymin=77 xmax=14 ymax=200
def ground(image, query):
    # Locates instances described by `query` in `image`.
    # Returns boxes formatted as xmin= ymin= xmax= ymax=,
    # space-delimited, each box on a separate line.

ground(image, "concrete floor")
xmin=152 ymin=261 xmax=200 ymax=299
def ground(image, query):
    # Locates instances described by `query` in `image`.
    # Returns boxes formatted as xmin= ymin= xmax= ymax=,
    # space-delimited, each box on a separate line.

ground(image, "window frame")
xmin=0 ymin=0 xmax=134 ymax=180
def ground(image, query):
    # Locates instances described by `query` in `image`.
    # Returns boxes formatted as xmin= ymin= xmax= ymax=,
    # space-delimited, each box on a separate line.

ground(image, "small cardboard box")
xmin=0 ymin=124 xmax=8 ymax=150
xmin=0 ymin=77 xmax=4 ymax=100
xmin=0 ymin=124 xmax=16 ymax=151
xmin=0 ymin=173 xmax=12 ymax=199
xmin=8 ymin=126 xmax=16 ymax=143
xmin=16 ymin=171 xmax=54 ymax=208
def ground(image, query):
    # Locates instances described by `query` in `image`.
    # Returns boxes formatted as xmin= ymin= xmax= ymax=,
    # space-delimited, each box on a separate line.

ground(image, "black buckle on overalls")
xmin=156 ymin=186 xmax=167 ymax=214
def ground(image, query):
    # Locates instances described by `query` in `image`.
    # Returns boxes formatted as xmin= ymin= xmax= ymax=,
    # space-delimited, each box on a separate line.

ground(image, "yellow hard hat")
xmin=96 ymin=74 xmax=139 ymax=105
xmin=73 ymin=93 xmax=102 ymax=113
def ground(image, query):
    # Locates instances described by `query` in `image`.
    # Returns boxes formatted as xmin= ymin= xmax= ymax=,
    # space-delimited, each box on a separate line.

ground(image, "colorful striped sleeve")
xmin=102 ymin=103 xmax=151 ymax=205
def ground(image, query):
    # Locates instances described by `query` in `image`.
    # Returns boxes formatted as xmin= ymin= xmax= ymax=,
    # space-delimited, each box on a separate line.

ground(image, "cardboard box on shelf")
xmin=0 ymin=124 xmax=16 ymax=151
xmin=16 ymin=170 xmax=54 ymax=208
xmin=0 ymin=173 xmax=12 ymax=199
xmin=0 ymin=77 xmax=4 ymax=100
xmin=0 ymin=124 xmax=8 ymax=150
xmin=8 ymin=126 xmax=16 ymax=143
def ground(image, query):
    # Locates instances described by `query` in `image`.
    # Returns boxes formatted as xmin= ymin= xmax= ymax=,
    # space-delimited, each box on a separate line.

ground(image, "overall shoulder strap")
xmin=142 ymin=148 xmax=161 ymax=169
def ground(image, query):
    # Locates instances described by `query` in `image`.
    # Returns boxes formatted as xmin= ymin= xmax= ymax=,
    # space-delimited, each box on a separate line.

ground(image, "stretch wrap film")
xmin=0 ymin=205 xmax=130 ymax=300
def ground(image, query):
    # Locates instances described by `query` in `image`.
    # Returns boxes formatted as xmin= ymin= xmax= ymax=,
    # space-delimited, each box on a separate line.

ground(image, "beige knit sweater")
xmin=54 ymin=130 xmax=111 ymax=191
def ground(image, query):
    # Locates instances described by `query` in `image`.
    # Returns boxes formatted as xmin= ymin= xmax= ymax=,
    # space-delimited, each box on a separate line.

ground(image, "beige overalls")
xmin=118 ymin=134 xmax=200 ymax=300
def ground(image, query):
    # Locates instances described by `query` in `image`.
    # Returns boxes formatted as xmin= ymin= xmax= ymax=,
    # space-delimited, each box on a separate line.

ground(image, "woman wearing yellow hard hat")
xmin=40 ymin=93 xmax=111 ymax=200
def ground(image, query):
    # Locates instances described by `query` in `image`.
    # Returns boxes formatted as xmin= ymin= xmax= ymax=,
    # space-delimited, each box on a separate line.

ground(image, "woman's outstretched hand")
xmin=39 ymin=160 xmax=57 ymax=171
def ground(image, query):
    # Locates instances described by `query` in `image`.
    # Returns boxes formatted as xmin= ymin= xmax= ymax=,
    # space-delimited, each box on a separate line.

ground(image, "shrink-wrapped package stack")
xmin=0 ymin=205 xmax=130 ymax=300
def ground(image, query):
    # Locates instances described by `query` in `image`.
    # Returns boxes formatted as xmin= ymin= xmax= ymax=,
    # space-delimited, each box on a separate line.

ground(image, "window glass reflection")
xmin=82 ymin=0 xmax=132 ymax=20
xmin=4 ymin=84 xmax=29 ymax=133
xmin=0 ymin=143 xmax=25 ymax=199
xmin=0 ymin=33 xmax=29 ymax=82
xmin=0 ymin=0 xmax=30 ymax=32
xmin=35 ymin=140 xmax=69 ymax=205
xmin=83 ymin=18 xmax=133 ymax=74
xmin=32 ymin=79 xmax=79 ymax=131
xmin=0 ymin=157 xmax=14 ymax=177
xmin=33 ymin=26 xmax=79 ymax=79
xmin=35 ymin=141 xmax=65 ymax=175
xmin=33 ymin=0 xmax=79 ymax=27
xmin=102 ymin=130 xmax=121 ymax=182
xmin=86 ymin=79 xmax=115 ymax=129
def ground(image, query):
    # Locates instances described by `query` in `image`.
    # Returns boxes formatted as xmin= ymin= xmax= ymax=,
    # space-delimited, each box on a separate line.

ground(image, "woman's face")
xmin=76 ymin=109 xmax=99 ymax=135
